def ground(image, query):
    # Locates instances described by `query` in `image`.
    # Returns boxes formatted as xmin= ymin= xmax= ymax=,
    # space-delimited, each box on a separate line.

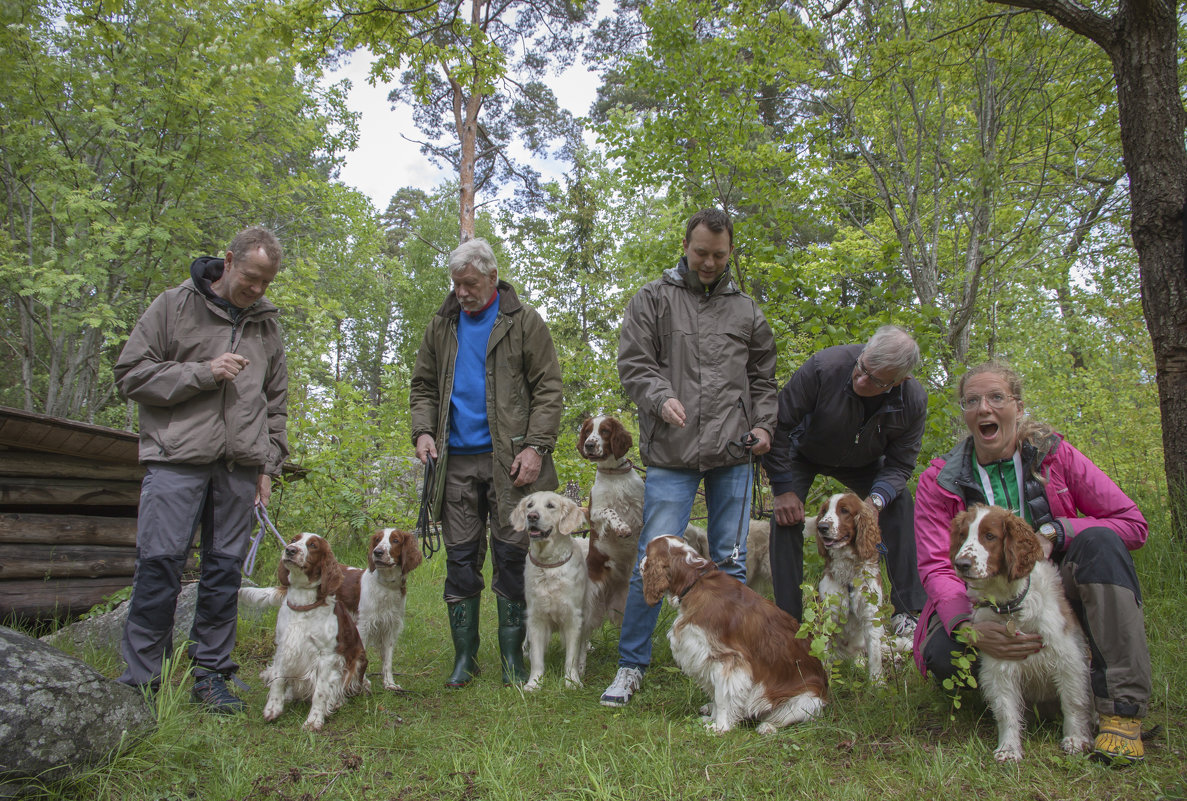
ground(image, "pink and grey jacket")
xmin=912 ymin=433 xmax=1147 ymax=674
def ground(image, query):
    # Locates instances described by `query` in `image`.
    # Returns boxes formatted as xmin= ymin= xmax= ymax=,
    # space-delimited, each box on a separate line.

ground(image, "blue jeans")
xmin=617 ymin=463 xmax=752 ymax=669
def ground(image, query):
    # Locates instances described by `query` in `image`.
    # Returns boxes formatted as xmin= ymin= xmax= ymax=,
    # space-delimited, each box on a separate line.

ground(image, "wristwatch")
xmin=869 ymin=494 xmax=885 ymax=512
xmin=1038 ymin=521 xmax=1062 ymax=547
xmin=529 ymin=444 xmax=552 ymax=456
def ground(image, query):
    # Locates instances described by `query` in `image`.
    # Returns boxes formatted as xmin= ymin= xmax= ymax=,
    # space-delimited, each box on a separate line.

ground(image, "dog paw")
xmin=383 ymin=680 xmax=404 ymax=692
xmin=302 ymin=716 xmax=324 ymax=733
xmin=756 ymin=722 xmax=777 ymax=735
xmin=525 ymin=677 xmax=543 ymax=692
xmin=704 ymin=720 xmax=731 ymax=734
xmin=564 ymin=674 xmax=584 ymax=689
xmin=1061 ymin=736 xmax=1091 ymax=755
xmin=262 ymin=701 xmax=283 ymax=722
xmin=993 ymin=745 xmax=1023 ymax=763
xmin=698 ymin=703 xmax=713 ymax=717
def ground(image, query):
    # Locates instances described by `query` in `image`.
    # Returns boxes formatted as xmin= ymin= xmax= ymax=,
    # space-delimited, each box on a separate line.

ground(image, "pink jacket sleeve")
xmin=1044 ymin=440 xmax=1147 ymax=550
xmin=914 ymin=461 xmax=972 ymax=635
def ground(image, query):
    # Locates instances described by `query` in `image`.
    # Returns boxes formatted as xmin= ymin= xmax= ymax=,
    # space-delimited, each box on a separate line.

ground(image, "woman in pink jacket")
xmin=913 ymin=361 xmax=1151 ymax=763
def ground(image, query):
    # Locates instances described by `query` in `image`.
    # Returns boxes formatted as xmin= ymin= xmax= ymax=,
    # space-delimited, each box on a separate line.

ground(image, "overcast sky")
xmin=326 ymin=51 xmax=604 ymax=211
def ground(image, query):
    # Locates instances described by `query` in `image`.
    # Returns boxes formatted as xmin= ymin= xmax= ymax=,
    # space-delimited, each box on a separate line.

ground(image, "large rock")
xmin=0 ymin=626 xmax=155 ymax=787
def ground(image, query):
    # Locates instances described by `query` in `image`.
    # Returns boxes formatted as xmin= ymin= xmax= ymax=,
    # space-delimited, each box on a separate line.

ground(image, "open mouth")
xmin=528 ymin=525 xmax=550 ymax=540
xmin=979 ymin=421 xmax=1000 ymax=438
xmin=820 ymin=535 xmax=847 ymax=549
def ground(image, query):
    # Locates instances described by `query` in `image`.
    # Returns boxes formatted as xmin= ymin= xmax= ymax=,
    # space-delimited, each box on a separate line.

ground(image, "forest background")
xmin=2 ymin=0 xmax=1177 ymax=543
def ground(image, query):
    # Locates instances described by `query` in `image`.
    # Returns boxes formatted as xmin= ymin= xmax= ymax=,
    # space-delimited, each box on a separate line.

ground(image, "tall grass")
xmin=19 ymin=501 xmax=1187 ymax=801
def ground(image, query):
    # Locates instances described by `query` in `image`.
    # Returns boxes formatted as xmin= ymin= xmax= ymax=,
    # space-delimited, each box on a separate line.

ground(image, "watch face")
xmin=1039 ymin=523 xmax=1056 ymax=540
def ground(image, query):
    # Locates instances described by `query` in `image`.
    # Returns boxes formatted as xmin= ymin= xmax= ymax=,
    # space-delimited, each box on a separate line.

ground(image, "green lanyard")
xmin=973 ymin=450 xmax=1033 ymax=525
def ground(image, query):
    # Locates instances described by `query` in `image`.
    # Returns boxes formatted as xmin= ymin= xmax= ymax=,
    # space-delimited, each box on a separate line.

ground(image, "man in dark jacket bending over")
xmin=762 ymin=325 xmax=927 ymax=637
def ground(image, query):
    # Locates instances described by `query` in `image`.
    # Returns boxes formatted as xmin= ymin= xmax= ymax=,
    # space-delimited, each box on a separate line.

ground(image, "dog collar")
xmin=597 ymin=459 xmax=634 ymax=475
xmin=529 ymin=547 xmax=574 ymax=569
xmin=676 ymin=563 xmax=716 ymax=600
xmin=977 ymin=575 xmax=1032 ymax=616
xmin=286 ymin=598 xmax=328 ymax=612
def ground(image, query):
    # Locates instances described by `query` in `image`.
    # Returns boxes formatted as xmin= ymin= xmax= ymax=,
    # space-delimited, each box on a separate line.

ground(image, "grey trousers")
xmin=118 ymin=461 xmax=257 ymax=687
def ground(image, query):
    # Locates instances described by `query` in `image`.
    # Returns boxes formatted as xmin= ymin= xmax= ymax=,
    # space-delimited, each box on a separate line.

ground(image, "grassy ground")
xmin=22 ymin=507 xmax=1187 ymax=801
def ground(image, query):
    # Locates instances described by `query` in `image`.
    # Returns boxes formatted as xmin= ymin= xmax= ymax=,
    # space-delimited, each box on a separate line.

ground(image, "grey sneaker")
xmin=891 ymin=612 xmax=918 ymax=639
xmin=600 ymin=666 xmax=643 ymax=707
xmin=191 ymin=673 xmax=246 ymax=715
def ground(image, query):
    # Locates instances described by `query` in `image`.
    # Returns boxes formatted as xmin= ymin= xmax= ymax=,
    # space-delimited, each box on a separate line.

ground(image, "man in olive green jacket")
xmin=114 ymin=226 xmax=288 ymax=713
xmin=410 ymin=237 xmax=563 ymax=687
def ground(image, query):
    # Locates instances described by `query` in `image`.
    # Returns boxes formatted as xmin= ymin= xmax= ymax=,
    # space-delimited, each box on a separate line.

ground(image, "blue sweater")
xmin=448 ymin=293 xmax=499 ymax=454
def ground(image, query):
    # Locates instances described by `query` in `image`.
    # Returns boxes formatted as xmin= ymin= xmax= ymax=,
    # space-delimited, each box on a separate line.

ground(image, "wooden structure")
xmin=0 ymin=406 xmax=147 ymax=621
xmin=0 ymin=405 xmax=301 ymax=622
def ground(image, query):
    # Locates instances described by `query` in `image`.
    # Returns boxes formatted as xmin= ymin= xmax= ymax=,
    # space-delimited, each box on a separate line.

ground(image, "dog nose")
xmin=954 ymin=555 xmax=972 ymax=573
xmin=373 ymin=548 xmax=383 ymax=558
xmin=527 ymin=511 xmax=539 ymax=523
xmin=817 ymin=520 xmax=832 ymax=536
xmin=285 ymin=545 xmax=299 ymax=558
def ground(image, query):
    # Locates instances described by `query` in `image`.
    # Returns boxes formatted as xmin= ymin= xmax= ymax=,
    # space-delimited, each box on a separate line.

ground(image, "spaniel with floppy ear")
xmin=950 ymin=504 xmax=1092 ymax=762
xmin=578 ymin=415 xmax=644 ymax=630
xmin=806 ymin=491 xmax=889 ymax=682
xmin=336 ymin=528 xmax=422 ymax=691
xmin=641 ymin=535 xmax=827 ymax=733
xmin=255 ymin=532 xmax=370 ymax=731
xmin=511 ymin=491 xmax=595 ymax=690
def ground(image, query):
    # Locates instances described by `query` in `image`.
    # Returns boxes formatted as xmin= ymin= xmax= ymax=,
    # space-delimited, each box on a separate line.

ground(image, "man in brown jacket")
xmin=410 ymin=237 xmax=562 ymax=687
xmin=114 ymin=227 xmax=288 ymax=713
xmin=600 ymin=208 xmax=777 ymax=707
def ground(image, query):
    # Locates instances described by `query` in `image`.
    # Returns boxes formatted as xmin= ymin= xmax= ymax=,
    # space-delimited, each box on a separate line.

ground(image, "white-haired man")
xmin=410 ymin=238 xmax=563 ymax=688
xmin=762 ymin=325 xmax=928 ymax=633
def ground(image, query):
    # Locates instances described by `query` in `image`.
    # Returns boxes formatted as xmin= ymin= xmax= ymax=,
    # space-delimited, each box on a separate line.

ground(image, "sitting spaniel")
xmin=805 ymin=492 xmax=888 ymax=682
xmin=511 ymin=491 xmax=595 ymax=691
xmin=951 ymin=504 xmax=1092 ymax=762
xmin=642 ymin=535 xmax=827 ymax=733
xmin=337 ymin=528 xmax=422 ymax=691
xmin=578 ymin=415 xmax=644 ymax=629
xmin=251 ymin=532 xmax=369 ymax=731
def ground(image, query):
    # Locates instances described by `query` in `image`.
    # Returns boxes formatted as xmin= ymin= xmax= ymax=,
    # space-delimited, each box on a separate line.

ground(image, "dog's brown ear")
xmin=318 ymin=544 xmax=344 ymax=602
xmin=368 ymin=530 xmax=383 ymax=572
xmin=610 ymin=422 xmax=633 ymax=460
xmin=1004 ymin=513 xmax=1042 ymax=581
xmin=277 ymin=558 xmax=291 ymax=588
xmin=949 ymin=508 xmax=977 ymax=563
xmin=577 ymin=418 xmax=593 ymax=457
xmin=510 ymin=496 xmax=530 ymax=531
xmin=398 ymin=530 xmax=423 ymax=573
xmin=641 ymin=547 xmax=671 ymax=606
xmin=559 ymin=498 xmax=587 ymax=536
xmin=854 ymin=500 xmax=882 ymax=562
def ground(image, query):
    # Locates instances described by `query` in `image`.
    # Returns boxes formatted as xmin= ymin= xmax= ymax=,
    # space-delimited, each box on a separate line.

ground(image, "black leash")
xmin=416 ymin=454 xmax=443 ymax=559
xmin=719 ymin=431 xmax=758 ymax=570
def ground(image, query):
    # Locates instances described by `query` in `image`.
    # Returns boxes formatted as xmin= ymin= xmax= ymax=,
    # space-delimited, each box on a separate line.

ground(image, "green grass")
xmin=18 ymin=506 xmax=1187 ymax=801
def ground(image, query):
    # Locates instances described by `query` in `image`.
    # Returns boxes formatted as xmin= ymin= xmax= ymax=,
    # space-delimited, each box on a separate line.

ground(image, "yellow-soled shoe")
xmin=1092 ymin=714 xmax=1144 ymax=765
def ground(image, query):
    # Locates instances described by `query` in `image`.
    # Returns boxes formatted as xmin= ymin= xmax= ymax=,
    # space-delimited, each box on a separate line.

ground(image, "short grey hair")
xmin=448 ymin=238 xmax=497 ymax=277
xmin=862 ymin=325 xmax=920 ymax=382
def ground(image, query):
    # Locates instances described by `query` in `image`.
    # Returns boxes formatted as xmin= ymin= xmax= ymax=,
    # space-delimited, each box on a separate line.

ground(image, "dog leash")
xmin=718 ymin=431 xmax=758 ymax=570
xmin=416 ymin=454 xmax=444 ymax=559
xmin=243 ymin=501 xmax=288 ymax=577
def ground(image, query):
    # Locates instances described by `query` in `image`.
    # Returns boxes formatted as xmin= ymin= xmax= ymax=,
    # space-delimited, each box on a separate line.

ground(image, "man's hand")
xmin=415 ymin=433 xmax=438 ymax=464
xmin=964 ymin=621 xmax=1044 ymax=661
xmin=256 ymin=474 xmax=272 ymax=507
xmin=510 ymin=447 xmax=542 ymax=487
xmin=747 ymin=427 xmax=771 ymax=456
xmin=773 ymin=491 xmax=805 ymax=527
xmin=661 ymin=397 xmax=687 ymax=427
xmin=210 ymin=353 xmax=249 ymax=382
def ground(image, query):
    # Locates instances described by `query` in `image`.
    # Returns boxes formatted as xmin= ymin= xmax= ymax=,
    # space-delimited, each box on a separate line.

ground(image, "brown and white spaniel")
xmin=641 ymin=535 xmax=827 ymax=733
xmin=255 ymin=532 xmax=369 ymax=731
xmin=337 ymin=528 xmax=422 ymax=691
xmin=805 ymin=492 xmax=888 ymax=682
xmin=950 ymin=504 xmax=1092 ymax=762
xmin=511 ymin=491 xmax=594 ymax=690
xmin=578 ymin=415 xmax=644 ymax=629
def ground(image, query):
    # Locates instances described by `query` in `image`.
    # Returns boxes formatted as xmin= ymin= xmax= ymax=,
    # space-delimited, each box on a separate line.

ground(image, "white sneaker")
xmin=891 ymin=612 xmax=918 ymax=638
xmin=600 ymin=666 xmax=643 ymax=707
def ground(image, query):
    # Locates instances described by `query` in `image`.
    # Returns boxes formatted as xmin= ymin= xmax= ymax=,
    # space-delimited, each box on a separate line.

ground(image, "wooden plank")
xmin=0 ymin=512 xmax=138 ymax=546
xmin=0 ymin=405 xmax=140 ymax=464
xmin=0 ymin=543 xmax=138 ymax=579
xmin=0 ymin=451 xmax=145 ymax=481
xmin=0 ymin=477 xmax=141 ymax=507
xmin=0 ymin=576 xmax=133 ymax=618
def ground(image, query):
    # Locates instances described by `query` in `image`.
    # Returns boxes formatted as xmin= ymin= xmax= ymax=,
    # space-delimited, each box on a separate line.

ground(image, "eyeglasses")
xmin=854 ymin=358 xmax=894 ymax=391
xmin=959 ymin=392 xmax=1017 ymax=411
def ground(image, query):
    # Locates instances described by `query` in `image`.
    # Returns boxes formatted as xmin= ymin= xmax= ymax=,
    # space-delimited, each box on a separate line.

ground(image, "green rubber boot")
xmin=445 ymin=597 xmax=481 ymax=688
xmin=497 ymin=596 xmax=529 ymax=686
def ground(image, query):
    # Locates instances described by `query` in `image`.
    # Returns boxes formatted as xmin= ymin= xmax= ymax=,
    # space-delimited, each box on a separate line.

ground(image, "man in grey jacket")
xmin=114 ymin=227 xmax=288 ymax=713
xmin=600 ymin=208 xmax=777 ymax=707
xmin=762 ymin=325 xmax=927 ymax=634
